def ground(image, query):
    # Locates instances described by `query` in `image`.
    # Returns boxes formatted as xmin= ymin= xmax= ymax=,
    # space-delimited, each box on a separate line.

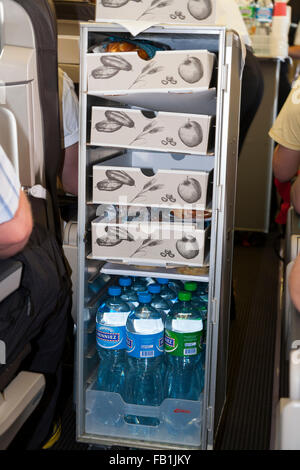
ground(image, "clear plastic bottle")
xmin=196 ymin=282 xmax=209 ymax=303
xmin=184 ymin=281 xmax=207 ymax=309
xmin=119 ymin=277 xmax=139 ymax=310
xmin=96 ymin=286 xmax=131 ymax=397
xmin=156 ymin=278 xmax=177 ymax=304
xmin=131 ymin=276 xmax=148 ymax=293
xmin=237 ymin=0 xmax=257 ymax=36
xmin=168 ymin=279 xmax=184 ymax=294
xmin=148 ymin=283 xmax=172 ymax=321
xmin=164 ymin=291 xmax=204 ymax=400
xmin=184 ymin=282 xmax=208 ymax=368
xmin=255 ymin=0 xmax=273 ymax=34
xmin=124 ymin=292 xmax=164 ymax=426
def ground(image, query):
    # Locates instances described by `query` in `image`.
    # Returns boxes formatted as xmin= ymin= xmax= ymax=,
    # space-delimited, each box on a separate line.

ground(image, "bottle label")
xmin=126 ymin=330 xmax=164 ymax=358
xmin=239 ymin=6 xmax=255 ymax=18
xmin=96 ymin=323 xmax=126 ymax=350
xmin=165 ymin=329 xmax=203 ymax=357
xmin=256 ymin=7 xmax=273 ymax=22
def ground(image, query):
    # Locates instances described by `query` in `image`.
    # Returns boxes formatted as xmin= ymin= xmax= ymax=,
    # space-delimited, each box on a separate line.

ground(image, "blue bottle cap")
xmin=148 ymin=284 xmax=161 ymax=294
xmin=138 ymin=292 xmax=152 ymax=303
xmin=157 ymin=278 xmax=168 ymax=284
xmin=108 ymin=286 xmax=121 ymax=296
xmin=119 ymin=277 xmax=132 ymax=287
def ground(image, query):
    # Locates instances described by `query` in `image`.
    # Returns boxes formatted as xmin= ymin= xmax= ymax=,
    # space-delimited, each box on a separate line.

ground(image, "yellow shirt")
xmin=269 ymin=77 xmax=300 ymax=151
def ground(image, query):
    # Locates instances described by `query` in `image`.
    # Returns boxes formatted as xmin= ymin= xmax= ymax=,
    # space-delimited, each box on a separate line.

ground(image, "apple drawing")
xmin=178 ymin=177 xmax=202 ymax=203
xmin=176 ymin=234 xmax=200 ymax=259
xmin=178 ymin=56 xmax=204 ymax=84
xmin=178 ymin=120 xmax=203 ymax=148
xmin=187 ymin=0 xmax=212 ymax=20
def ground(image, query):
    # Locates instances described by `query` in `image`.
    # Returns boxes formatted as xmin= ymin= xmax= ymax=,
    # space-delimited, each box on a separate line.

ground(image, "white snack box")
xmin=90 ymin=106 xmax=213 ymax=155
xmin=95 ymin=0 xmax=216 ymax=26
xmin=92 ymin=166 xmax=213 ymax=209
xmin=87 ymin=50 xmax=216 ymax=94
xmin=91 ymin=218 xmax=210 ymax=267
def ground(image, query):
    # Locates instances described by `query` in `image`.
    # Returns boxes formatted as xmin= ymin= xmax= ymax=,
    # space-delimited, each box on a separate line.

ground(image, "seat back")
xmin=1 ymin=0 xmax=63 ymax=239
xmin=0 ymin=0 xmax=44 ymax=188
xmin=0 ymin=0 xmax=68 ymax=449
xmin=0 ymin=108 xmax=19 ymax=177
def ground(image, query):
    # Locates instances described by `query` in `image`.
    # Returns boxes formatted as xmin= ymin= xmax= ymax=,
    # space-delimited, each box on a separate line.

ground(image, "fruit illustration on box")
xmin=96 ymin=179 xmax=123 ymax=191
xmin=91 ymin=66 xmax=120 ymax=79
xmin=90 ymin=55 xmax=132 ymax=80
xmin=96 ymin=170 xmax=136 ymax=192
xmin=102 ymin=0 xmax=142 ymax=7
xmin=178 ymin=56 xmax=204 ymax=84
xmin=95 ymin=121 xmax=123 ymax=133
xmin=105 ymin=170 xmax=135 ymax=186
xmin=177 ymin=177 xmax=202 ymax=203
xmin=137 ymin=0 xmax=175 ymax=20
xmin=96 ymin=226 xmax=134 ymax=247
xmin=187 ymin=0 xmax=212 ymax=20
xmin=130 ymin=238 xmax=163 ymax=257
xmin=100 ymin=55 xmax=132 ymax=71
xmin=95 ymin=111 xmax=135 ymax=134
xmin=178 ymin=120 xmax=203 ymax=147
xmin=176 ymin=234 xmax=200 ymax=259
xmin=104 ymin=111 xmax=135 ymax=128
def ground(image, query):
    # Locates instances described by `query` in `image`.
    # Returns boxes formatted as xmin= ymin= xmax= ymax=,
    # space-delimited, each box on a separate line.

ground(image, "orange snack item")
xmin=106 ymin=41 xmax=149 ymax=60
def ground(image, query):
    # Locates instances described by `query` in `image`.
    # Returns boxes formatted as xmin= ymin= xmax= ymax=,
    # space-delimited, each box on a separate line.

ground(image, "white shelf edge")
xmin=96 ymin=261 xmax=209 ymax=283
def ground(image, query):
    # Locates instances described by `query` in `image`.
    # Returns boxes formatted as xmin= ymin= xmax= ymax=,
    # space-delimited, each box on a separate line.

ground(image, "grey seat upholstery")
xmin=0 ymin=0 xmax=66 ymax=448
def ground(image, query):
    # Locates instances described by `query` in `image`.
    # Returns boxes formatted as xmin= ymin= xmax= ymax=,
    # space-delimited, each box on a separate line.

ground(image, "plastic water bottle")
xmin=184 ymin=281 xmax=207 ymax=312
xmin=184 ymin=282 xmax=207 ymax=368
xmin=88 ymin=276 xmax=105 ymax=296
xmin=124 ymin=292 xmax=164 ymax=426
xmin=96 ymin=286 xmax=131 ymax=397
xmin=237 ymin=0 xmax=257 ymax=35
xmin=164 ymin=291 xmax=204 ymax=400
xmin=132 ymin=276 xmax=148 ymax=292
xmin=156 ymin=278 xmax=177 ymax=304
xmin=148 ymin=283 xmax=172 ymax=321
xmin=119 ymin=277 xmax=139 ymax=310
xmin=168 ymin=279 xmax=184 ymax=294
xmin=184 ymin=282 xmax=207 ymax=328
xmin=255 ymin=0 xmax=273 ymax=34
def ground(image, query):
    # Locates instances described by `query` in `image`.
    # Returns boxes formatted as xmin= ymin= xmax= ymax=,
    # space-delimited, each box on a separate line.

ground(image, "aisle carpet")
xmin=215 ymin=230 xmax=280 ymax=450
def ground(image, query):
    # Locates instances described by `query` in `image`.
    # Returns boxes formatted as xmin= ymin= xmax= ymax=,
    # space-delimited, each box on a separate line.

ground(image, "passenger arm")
xmin=289 ymin=252 xmax=300 ymax=312
xmin=272 ymin=145 xmax=300 ymax=182
xmin=0 ymin=190 xmax=33 ymax=259
xmin=289 ymin=46 xmax=300 ymax=60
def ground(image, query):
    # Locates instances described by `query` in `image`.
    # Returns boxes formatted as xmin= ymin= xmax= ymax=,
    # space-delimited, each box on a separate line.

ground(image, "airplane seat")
xmin=0 ymin=0 xmax=71 ymax=448
xmin=52 ymin=1 xmax=96 ymax=323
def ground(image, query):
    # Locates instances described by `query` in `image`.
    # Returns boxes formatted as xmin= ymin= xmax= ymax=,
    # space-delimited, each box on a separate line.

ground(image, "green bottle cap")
xmin=184 ymin=282 xmax=197 ymax=292
xmin=178 ymin=291 xmax=191 ymax=301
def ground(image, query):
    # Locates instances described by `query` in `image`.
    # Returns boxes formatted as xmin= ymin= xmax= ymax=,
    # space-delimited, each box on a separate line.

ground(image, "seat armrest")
xmin=0 ymin=259 xmax=23 ymax=302
xmin=0 ymin=371 xmax=45 ymax=450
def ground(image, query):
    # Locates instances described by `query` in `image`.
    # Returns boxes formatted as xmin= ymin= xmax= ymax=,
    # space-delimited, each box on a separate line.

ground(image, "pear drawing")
xmin=178 ymin=56 xmax=204 ymax=84
xmin=187 ymin=0 xmax=212 ymax=20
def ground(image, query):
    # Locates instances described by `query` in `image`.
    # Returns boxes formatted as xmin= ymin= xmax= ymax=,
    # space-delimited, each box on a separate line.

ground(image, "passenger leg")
xmin=6 ymin=223 xmax=72 ymax=449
